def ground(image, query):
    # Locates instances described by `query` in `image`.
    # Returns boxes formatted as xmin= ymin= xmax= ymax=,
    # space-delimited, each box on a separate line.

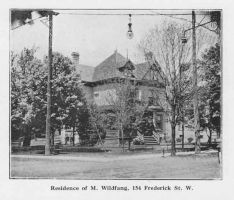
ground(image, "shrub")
xmin=89 ymin=133 xmax=99 ymax=146
xmin=132 ymin=137 xmax=144 ymax=145
xmin=187 ymin=137 xmax=193 ymax=144
xmin=176 ymin=138 xmax=181 ymax=143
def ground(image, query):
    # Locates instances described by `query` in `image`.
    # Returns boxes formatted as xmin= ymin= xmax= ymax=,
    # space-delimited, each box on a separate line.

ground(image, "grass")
xmin=10 ymin=152 xmax=221 ymax=179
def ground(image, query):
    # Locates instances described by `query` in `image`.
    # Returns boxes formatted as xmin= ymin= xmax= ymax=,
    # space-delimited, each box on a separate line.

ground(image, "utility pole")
xmin=45 ymin=11 xmax=53 ymax=156
xmin=192 ymin=10 xmax=201 ymax=153
xmin=179 ymin=38 xmax=185 ymax=151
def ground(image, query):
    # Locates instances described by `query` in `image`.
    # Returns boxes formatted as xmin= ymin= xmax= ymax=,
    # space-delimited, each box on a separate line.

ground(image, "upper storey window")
xmin=118 ymin=60 xmax=136 ymax=78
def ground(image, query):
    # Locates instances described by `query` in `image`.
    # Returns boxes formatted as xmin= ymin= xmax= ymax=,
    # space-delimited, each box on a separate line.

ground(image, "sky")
xmin=10 ymin=10 xmax=217 ymax=67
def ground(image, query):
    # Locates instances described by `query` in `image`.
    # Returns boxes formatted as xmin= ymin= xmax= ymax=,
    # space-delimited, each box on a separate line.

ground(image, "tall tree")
xmin=11 ymin=48 xmax=46 ymax=145
xmin=199 ymin=43 xmax=221 ymax=144
xmin=138 ymin=21 xmax=216 ymax=155
xmin=11 ymin=49 xmax=93 ymax=147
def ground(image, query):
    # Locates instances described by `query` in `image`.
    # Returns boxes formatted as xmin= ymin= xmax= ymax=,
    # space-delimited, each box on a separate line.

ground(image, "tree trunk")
xmin=171 ymin=108 xmax=176 ymax=156
xmin=51 ymin=130 xmax=54 ymax=146
xmin=73 ymin=126 xmax=75 ymax=146
xmin=182 ymin=120 xmax=185 ymax=150
xmin=208 ymin=127 xmax=212 ymax=146
xmin=22 ymin=124 xmax=31 ymax=147
xmin=120 ymin=123 xmax=124 ymax=152
xmin=171 ymin=123 xmax=176 ymax=156
xmin=195 ymin=130 xmax=201 ymax=153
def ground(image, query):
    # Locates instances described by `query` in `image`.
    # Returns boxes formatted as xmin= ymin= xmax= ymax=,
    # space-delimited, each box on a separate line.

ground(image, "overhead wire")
xmin=58 ymin=11 xmax=216 ymax=32
xmin=10 ymin=10 xmax=216 ymax=31
xmin=150 ymin=10 xmax=217 ymax=34
xmin=57 ymin=11 xmax=211 ymax=16
xmin=149 ymin=10 xmax=193 ymax=23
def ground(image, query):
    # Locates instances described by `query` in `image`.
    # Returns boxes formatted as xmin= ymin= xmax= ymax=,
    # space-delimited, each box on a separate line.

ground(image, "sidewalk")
xmin=11 ymin=149 xmax=218 ymax=162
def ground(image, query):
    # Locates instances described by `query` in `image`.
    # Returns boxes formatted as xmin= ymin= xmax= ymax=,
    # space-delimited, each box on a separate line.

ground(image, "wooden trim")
xmin=82 ymin=77 xmax=165 ymax=88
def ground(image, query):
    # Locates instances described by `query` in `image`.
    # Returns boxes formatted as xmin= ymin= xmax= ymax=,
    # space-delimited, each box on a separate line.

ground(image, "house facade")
xmin=72 ymin=50 xmax=171 ymax=143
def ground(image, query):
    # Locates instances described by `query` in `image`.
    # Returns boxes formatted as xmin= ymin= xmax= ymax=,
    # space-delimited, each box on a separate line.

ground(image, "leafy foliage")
xmin=11 ymin=48 xmax=46 ymax=143
xmin=11 ymin=48 xmax=94 ymax=145
xmin=199 ymin=43 xmax=221 ymax=140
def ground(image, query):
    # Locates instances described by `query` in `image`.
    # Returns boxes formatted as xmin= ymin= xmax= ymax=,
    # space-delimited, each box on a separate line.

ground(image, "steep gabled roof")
xmin=92 ymin=50 xmax=127 ymax=81
xmin=134 ymin=62 xmax=151 ymax=79
xmin=90 ymin=51 xmax=164 ymax=85
xmin=135 ymin=62 xmax=164 ymax=84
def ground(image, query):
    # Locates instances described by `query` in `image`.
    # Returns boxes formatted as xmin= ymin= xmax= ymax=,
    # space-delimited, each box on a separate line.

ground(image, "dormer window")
xmin=118 ymin=60 xmax=136 ymax=78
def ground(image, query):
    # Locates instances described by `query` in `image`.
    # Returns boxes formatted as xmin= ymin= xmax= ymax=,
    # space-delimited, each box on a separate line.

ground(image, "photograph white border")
xmin=1 ymin=0 xmax=234 ymax=199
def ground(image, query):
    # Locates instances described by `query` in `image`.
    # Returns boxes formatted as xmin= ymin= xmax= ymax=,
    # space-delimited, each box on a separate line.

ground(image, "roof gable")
xmin=118 ymin=60 xmax=136 ymax=78
xmin=92 ymin=50 xmax=127 ymax=81
xmin=134 ymin=62 xmax=150 ymax=79
xmin=135 ymin=62 xmax=164 ymax=84
xmin=90 ymin=51 xmax=164 ymax=85
xmin=118 ymin=60 xmax=135 ymax=71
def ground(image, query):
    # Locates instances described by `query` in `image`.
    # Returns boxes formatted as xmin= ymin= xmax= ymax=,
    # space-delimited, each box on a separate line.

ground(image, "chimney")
xmin=71 ymin=52 xmax=80 ymax=66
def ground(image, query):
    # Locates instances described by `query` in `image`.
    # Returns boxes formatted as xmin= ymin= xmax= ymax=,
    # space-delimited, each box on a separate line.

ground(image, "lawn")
xmin=10 ymin=152 xmax=221 ymax=179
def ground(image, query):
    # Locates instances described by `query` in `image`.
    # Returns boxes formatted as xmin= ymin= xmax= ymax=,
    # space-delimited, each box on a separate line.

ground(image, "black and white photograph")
xmin=9 ymin=9 xmax=223 ymax=180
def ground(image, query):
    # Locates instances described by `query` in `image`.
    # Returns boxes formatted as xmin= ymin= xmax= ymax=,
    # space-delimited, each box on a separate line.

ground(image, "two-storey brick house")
xmin=72 ymin=50 xmax=171 ymax=142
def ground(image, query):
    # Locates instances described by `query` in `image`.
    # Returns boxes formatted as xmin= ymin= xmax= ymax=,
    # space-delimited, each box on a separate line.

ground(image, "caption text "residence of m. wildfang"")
xmin=50 ymin=185 xmax=194 ymax=191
